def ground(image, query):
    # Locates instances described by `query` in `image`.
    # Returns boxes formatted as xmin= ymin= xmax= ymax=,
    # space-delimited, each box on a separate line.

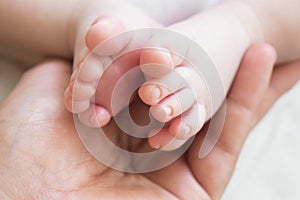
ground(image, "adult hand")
xmin=0 ymin=44 xmax=299 ymax=200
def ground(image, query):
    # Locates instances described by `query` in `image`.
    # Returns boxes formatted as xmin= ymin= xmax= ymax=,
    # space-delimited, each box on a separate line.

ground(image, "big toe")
xmin=86 ymin=16 xmax=128 ymax=56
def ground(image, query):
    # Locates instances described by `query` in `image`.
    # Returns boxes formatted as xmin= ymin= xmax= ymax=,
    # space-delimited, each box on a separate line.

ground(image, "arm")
xmin=0 ymin=0 xmax=78 ymax=64
xmin=186 ymin=0 xmax=300 ymax=63
xmin=165 ymin=0 xmax=300 ymax=93
xmin=0 ymin=0 xmax=218 ymax=66
xmin=241 ymin=0 xmax=300 ymax=62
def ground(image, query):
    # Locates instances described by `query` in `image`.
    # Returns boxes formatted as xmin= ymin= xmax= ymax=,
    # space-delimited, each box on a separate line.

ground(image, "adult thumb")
xmin=0 ymin=59 xmax=72 ymax=117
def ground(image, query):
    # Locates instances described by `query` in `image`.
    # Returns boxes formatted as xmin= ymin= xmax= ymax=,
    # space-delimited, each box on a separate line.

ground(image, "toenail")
xmin=90 ymin=115 xmax=98 ymax=127
xmin=154 ymin=85 xmax=161 ymax=99
xmin=64 ymin=87 xmax=71 ymax=96
xmin=164 ymin=106 xmax=172 ymax=116
xmin=91 ymin=16 xmax=102 ymax=26
xmin=165 ymin=49 xmax=173 ymax=66
xmin=182 ymin=125 xmax=192 ymax=137
xmin=150 ymin=105 xmax=172 ymax=122
xmin=73 ymin=100 xmax=90 ymax=113
xmin=158 ymin=48 xmax=173 ymax=67
xmin=152 ymin=142 xmax=161 ymax=150
xmin=149 ymin=129 xmax=160 ymax=137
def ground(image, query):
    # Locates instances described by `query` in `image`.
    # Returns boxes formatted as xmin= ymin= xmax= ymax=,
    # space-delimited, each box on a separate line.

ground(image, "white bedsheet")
xmin=223 ymin=81 xmax=300 ymax=200
xmin=0 ymin=58 xmax=299 ymax=199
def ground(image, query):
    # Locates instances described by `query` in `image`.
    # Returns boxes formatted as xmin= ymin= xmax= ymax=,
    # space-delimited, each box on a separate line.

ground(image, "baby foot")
xmin=64 ymin=2 xmax=159 ymax=127
xmin=138 ymin=27 xmax=222 ymax=151
xmin=138 ymin=3 xmax=252 ymax=150
xmin=139 ymin=62 xmax=208 ymax=151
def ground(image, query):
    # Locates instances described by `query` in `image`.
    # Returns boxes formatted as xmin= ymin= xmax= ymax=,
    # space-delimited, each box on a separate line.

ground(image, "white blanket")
xmin=223 ymin=81 xmax=300 ymax=200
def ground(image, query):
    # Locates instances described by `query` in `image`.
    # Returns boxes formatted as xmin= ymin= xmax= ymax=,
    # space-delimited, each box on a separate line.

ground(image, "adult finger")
xmin=188 ymin=44 xmax=277 ymax=199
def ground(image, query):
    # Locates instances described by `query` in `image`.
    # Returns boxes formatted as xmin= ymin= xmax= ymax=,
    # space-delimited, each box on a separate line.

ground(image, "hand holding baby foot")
xmin=2 ymin=44 xmax=299 ymax=200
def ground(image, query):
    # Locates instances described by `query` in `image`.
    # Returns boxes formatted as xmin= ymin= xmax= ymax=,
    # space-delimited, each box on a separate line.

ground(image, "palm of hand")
xmin=1 ymin=44 xmax=297 ymax=200
xmin=0 ymin=61 xmax=209 ymax=200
